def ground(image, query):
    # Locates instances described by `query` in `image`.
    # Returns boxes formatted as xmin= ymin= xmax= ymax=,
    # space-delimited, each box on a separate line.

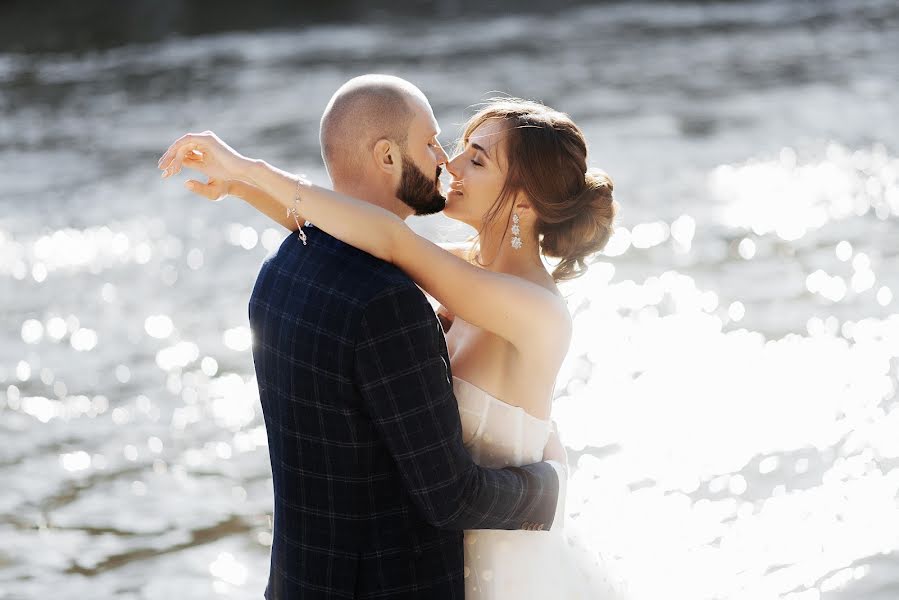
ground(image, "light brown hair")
xmin=462 ymin=98 xmax=617 ymax=281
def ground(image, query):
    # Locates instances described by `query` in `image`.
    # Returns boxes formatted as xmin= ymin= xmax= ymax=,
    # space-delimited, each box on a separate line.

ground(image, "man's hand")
xmin=157 ymin=130 xmax=251 ymax=185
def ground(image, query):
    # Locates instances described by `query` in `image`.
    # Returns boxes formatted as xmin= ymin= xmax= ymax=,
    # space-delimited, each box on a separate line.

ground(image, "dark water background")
xmin=2 ymin=1 xmax=898 ymax=598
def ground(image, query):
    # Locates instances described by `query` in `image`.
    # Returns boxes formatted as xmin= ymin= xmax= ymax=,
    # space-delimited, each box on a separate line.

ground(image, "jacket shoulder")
xmin=329 ymin=236 xmax=421 ymax=304
xmin=266 ymin=227 xmax=425 ymax=310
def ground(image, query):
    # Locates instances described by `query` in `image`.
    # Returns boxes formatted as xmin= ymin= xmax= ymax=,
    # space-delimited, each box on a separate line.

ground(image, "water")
xmin=2 ymin=1 xmax=899 ymax=598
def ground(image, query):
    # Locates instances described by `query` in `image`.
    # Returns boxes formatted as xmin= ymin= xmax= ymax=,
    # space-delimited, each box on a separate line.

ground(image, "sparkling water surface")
xmin=2 ymin=1 xmax=898 ymax=598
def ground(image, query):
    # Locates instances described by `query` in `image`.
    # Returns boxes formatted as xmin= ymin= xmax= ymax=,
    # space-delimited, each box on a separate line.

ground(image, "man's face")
xmin=396 ymin=99 xmax=449 ymax=216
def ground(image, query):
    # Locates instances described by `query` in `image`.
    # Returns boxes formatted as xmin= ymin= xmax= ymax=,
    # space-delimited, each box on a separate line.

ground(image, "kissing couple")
xmin=158 ymin=74 xmax=622 ymax=599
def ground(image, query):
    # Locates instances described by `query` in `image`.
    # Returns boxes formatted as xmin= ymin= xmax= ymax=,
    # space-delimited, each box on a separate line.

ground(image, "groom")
xmin=160 ymin=75 xmax=564 ymax=599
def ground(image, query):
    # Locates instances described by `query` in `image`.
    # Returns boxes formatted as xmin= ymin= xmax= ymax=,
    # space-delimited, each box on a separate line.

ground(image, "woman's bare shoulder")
xmin=517 ymin=267 xmax=573 ymax=340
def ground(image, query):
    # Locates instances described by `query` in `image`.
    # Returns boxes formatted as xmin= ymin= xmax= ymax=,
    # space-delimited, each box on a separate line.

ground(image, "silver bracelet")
xmin=287 ymin=176 xmax=307 ymax=245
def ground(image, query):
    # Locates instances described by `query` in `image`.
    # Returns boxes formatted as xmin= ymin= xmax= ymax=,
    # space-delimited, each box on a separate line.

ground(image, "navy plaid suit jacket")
xmin=249 ymin=226 xmax=560 ymax=599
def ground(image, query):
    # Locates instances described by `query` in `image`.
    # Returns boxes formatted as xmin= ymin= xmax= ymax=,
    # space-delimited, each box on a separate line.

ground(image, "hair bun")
xmin=584 ymin=168 xmax=613 ymax=196
xmin=540 ymin=168 xmax=617 ymax=281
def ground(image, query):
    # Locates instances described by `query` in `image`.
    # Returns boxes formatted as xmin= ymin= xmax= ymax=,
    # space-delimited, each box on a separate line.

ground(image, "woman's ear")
xmin=373 ymin=138 xmax=399 ymax=175
xmin=512 ymin=192 xmax=533 ymax=216
xmin=512 ymin=193 xmax=539 ymax=231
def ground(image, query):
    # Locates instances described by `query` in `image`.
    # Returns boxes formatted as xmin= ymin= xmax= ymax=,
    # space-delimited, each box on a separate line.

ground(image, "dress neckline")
xmin=452 ymin=376 xmax=551 ymax=425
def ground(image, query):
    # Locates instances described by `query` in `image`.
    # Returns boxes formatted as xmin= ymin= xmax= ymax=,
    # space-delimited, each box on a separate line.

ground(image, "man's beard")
xmin=396 ymin=154 xmax=446 ymax=216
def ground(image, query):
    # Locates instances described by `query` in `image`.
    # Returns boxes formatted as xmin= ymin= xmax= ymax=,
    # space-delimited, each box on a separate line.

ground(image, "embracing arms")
xmin=245 ymin=159 xmax=570 ymax=352
xmin=157 ymin=133 xmax=568 ymax=527
xmin=355 ymin=282 xmax=560 ymax=530
xmin=157 ymin=132 xmax=571 ymax=354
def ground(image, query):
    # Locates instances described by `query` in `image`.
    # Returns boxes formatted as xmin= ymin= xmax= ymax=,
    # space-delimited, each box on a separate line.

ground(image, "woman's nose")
xmin=445 ymin=154 xmax=462 ymax=177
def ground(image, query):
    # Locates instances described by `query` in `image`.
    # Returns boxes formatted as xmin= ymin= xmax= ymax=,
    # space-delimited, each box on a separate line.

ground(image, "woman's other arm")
xmin=185 ymin=177 xmax=299 ymax=232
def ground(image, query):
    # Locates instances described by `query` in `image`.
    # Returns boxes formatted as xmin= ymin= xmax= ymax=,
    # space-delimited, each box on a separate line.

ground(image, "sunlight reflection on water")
xmin=5 ymin=138 xmax=896 ymax=598
xmin=3 ymin=2 xmax=899 ymax=598
xmin=555 ymin=267 xmax=899 ymax=598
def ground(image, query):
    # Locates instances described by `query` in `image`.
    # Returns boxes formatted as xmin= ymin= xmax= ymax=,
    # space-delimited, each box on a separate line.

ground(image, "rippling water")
xmin=2 ymin=2 xmax=899 ymax=598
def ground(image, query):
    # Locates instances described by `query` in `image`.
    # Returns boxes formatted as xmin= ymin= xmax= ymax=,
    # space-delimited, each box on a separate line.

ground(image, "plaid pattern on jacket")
xmin=249 ymin=227 xmax=559 ymax=599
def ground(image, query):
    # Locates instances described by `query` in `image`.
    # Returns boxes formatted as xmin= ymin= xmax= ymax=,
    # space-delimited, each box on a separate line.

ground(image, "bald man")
xmin=161 ymin=75 xmax=562 ymax=599
xmin=318 ymin=75 xmax=447 ymax=218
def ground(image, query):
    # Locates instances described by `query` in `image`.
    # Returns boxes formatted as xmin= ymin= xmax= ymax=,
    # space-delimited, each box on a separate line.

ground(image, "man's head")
xmin=320 ymin=74 xmax=448 ymax=217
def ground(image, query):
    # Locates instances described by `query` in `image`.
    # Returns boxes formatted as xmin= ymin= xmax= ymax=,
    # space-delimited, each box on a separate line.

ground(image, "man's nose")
xmin=432 ymin=141 xmax=448 ymax=164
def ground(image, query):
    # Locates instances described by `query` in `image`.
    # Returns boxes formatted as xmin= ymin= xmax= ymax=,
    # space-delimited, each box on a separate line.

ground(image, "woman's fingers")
xmin=163 ymin=142 xmax=204 ymax=178
xmin=159 ymin=131 xmax=234 ymax=181
xmin=185 ymin=179 xmax=213 ymax=198
xmin=159 ymin=144 xmax=184 ymax=176
xmin=185 ymin=179 xmax=225 ymax=201
xmin=158 ymin=133 xmax=204 ymax=174
xmin=158 ymin=133 xmax=192 ymax=168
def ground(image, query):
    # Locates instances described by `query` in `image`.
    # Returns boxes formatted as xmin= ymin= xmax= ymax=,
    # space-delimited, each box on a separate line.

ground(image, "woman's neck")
xmin=475 ymin=221 xmax=544 ymax=277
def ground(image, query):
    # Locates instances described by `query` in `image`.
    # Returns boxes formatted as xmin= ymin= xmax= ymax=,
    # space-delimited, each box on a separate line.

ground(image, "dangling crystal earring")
xmin=511 ymin=212 xmax=522 ymax=250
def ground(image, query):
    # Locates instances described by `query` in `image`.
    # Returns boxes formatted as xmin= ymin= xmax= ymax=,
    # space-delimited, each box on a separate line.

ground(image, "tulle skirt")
xmin=461 ymin=523 xmax=630 ymax=599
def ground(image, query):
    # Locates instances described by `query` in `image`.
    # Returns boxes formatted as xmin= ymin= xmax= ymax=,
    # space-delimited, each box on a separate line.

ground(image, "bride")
xmin=159 ymin=86 xmax=624 ymax=598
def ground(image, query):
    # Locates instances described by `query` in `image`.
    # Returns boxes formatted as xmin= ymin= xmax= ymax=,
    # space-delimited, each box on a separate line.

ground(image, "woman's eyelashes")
xmin=456 ymin=140 xmax=484 ymax=167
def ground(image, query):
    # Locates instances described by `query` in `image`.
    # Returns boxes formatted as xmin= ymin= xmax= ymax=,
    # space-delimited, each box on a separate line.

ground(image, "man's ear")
xmin=373 ymin=138 xmax=400 ymax=175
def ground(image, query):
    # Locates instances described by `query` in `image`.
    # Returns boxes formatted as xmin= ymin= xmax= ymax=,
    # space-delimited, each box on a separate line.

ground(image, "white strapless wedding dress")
xmin=454 ymin=376 xmax=629 ymax=599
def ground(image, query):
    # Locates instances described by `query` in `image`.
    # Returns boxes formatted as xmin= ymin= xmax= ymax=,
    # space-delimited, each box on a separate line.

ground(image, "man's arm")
xmin=354 ymin=282 xmax=560 ymax=531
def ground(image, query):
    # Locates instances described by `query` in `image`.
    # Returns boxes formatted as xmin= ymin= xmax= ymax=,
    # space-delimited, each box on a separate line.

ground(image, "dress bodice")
xmin=453 ymin=376 xmax=553 ymax=469
xmin=452 ymin=379 xmax=622 ymax=598
xmin=452 ymin=378 xmax=625 ymax=599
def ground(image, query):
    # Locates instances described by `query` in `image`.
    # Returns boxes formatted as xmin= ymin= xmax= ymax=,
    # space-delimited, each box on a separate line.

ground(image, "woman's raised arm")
xmin=159 ymin=133 xmax=570 ymax=352
xmin=237 ymin=158 xmax=570 ymax=353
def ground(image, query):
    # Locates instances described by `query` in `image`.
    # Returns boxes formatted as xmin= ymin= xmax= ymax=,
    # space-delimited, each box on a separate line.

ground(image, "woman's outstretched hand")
xmin=157 ymin=130 xmax=252 ymax=191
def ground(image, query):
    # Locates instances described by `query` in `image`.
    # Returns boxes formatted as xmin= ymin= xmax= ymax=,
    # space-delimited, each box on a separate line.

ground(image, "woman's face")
xmin=443 ymin=118 xmax=509 ymax=230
